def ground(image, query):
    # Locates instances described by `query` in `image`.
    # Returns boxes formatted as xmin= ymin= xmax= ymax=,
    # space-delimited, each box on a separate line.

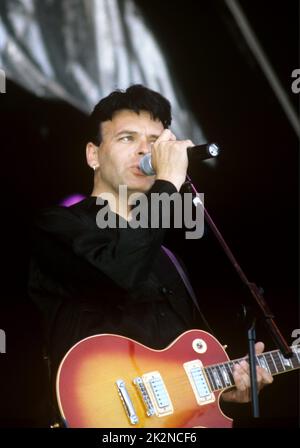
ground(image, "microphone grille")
xmin=139 ymin=153 xmax=155 ymax=176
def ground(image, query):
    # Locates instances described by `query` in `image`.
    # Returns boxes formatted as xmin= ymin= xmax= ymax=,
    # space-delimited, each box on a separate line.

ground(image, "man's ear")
xmin=86 ymin=142 xmax=100 ymax=170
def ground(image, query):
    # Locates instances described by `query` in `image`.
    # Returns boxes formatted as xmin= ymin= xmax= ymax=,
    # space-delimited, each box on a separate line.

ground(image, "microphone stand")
xmin=184 ymin=174 xmax=293 ymax=420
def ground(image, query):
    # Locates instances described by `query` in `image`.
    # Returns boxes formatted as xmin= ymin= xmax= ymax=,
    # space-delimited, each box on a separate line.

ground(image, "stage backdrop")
xmin=0 ymin=0 xmax=205 ymax=142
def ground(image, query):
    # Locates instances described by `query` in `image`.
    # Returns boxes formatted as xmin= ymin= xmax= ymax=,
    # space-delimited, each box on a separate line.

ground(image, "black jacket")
xmin=28 ymin=180 xmax=206 ymax=371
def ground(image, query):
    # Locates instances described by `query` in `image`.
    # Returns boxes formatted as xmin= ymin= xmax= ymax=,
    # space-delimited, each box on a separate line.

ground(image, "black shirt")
xmin=28 ymin=180 xmax=207 ymax=371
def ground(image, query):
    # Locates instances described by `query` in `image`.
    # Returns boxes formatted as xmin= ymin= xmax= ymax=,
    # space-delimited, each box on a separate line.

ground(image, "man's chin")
xmin=127 ymin=178 xmax=155 ymax=194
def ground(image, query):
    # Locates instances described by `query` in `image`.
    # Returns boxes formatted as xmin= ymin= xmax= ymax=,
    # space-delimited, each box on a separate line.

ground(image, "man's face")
xmin=96 ymin=109 xmax=164 ymax=195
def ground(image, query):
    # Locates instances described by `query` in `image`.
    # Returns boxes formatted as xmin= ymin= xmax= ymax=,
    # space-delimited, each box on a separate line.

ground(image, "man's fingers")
xmin=186 ymin=139 xmax=194 ymax=148
xmin=224 ymin=343 xmax=273 ymax=404
xmin=155 ymin=129 xmax=176 ymax=144
xmin=257 ymin=366 xmax=273 ymax=385
xmin=234 ymin=362 xmax=273 ymax=388
xmin=255 ymin=341 xmax=265 ymax=354
xmin=253 ymin=342 xmax=273 ymax=384
xmin=233 ymin=364 xmax=250 ymax=391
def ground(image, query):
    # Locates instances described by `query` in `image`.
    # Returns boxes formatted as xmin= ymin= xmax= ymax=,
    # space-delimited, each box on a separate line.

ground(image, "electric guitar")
xmin=56 ymin=329 xmax=299 ymax=428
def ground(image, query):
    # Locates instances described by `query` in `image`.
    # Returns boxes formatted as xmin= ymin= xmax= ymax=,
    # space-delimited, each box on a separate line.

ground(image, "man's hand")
xmin=221 ymin=342 xmax=273 ymax=403
xmin=152 ymin=129 xmax=193 ymax=192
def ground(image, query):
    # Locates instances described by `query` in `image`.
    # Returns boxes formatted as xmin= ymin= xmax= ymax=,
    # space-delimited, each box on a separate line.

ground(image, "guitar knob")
xmin=192 ymin=338 xmax=207 ymax=354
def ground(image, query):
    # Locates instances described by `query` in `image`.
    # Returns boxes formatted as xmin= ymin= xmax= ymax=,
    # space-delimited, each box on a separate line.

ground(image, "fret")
xmin=272 ymin=351 xmax=285 ymax=373
xmin=256 ymin=354 xmax=271 ymax=374
xmin=215 ymin=365 xmax=227 ymax=389
xmin=290 ymin=352 xmax=299 ymax=369
xmin=278 ymin=352 xmax=293 ymax=370
xmin=292 ymin=345 xmax=300 ymax=364
xmin=219 ymin=364 xmax=232 ymax=387
xmin=210 ymin=366 xmax=223 ymax=390
xmin=227 ymin=360 xmax=241 ymax=386
xmin=264 ymin=353 xmax=277 ymax=374
xmin=205 ymin=367 xmax=216 ymax=391
xmin=270 ymin=353 xmax=279 ymax=373
xmin=205 ymin=367 xmax=217 ymax=391
xmin=224 ymin=363 xmax=235 ymax=386
xmin=255 ymin=355 xmax=262 ymax=368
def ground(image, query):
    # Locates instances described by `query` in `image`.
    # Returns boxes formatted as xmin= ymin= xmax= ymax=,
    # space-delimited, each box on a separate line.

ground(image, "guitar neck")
xmin=204 ymin=345 xmax=300 ymax=392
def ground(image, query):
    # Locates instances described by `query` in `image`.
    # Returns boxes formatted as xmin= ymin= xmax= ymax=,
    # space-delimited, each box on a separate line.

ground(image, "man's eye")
xmin=119 ymin=136 xmax=133 ymax=142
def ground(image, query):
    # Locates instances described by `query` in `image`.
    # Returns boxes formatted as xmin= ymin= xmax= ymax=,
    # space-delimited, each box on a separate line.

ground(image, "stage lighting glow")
xmin=60 ymin=194 xmax=86 ymax=207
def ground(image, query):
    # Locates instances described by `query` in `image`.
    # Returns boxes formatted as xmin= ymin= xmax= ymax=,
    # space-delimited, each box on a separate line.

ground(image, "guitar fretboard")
xmin=204 ymin=345 xmax=300 ymax=392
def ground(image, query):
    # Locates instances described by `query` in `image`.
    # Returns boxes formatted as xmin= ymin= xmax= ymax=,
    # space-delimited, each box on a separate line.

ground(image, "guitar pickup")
xmin=141 ymin=371 xmax=173 ymax=417
xmin=183 ymin=360 xmax=215 ymax=405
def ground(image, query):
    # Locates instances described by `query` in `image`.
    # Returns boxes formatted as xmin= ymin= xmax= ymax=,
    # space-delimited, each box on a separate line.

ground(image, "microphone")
xmin=139 ymin=142 xmax=220 ymax=175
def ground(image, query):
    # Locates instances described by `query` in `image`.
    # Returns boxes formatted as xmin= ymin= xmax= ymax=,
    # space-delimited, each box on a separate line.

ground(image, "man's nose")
xmin=136 ymin=139 xmax=152 ymax=155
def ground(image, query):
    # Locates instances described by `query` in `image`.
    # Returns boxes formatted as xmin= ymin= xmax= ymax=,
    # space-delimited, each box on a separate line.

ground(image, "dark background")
xmin=0 ymin=0 xmax=299 ymax=427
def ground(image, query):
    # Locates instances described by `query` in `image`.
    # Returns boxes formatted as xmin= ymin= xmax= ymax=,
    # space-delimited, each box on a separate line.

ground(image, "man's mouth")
xmin=130 ymin=166 xmax=147 ymax=177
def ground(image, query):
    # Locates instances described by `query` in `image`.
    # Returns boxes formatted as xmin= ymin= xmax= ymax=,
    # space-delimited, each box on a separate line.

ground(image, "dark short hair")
xmin=86 ymin=84 xmax=172 ymax=145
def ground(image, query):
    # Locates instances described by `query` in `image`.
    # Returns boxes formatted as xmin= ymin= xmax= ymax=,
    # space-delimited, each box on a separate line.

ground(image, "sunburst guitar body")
xmin=56 ymin=329 xmax=299 ymax=428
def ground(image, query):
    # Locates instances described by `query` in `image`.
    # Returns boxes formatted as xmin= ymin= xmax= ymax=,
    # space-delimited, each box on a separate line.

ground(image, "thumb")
xmin=255 ymin=341 xmax=265 ymax=354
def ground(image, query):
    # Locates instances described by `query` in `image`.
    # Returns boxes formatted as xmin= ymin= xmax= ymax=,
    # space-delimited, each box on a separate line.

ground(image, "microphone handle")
xmin=187 ymin=143 xmax=219 ymax=161
xmin=139 ymin=142 xmax=220 ymax=175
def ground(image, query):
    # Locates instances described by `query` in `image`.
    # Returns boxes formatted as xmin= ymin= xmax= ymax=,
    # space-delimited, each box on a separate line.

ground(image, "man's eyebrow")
xmin=115 ymin=130 xmax=137 ymax=137
xmin=115 ymin=130 xmax=160 ymax=139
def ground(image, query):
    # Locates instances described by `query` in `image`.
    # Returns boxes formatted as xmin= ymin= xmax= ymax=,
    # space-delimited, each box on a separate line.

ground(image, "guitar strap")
xmin=161 ymin=245 xmax=216 ymax=337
